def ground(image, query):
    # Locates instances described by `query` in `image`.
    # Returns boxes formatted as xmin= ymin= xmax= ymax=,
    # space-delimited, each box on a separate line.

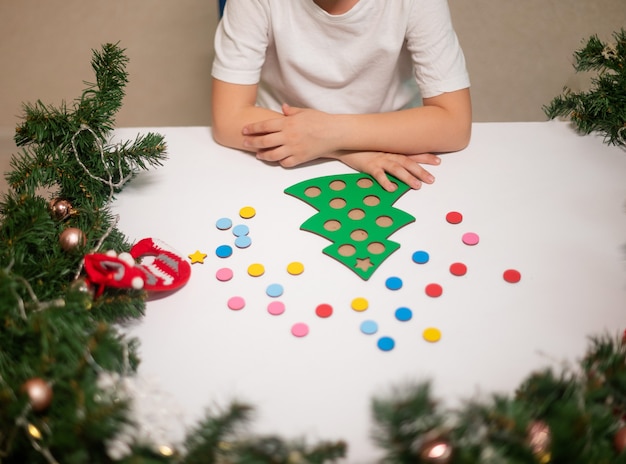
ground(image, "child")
xmin=211 ymin=0 xmax=471 ymax=192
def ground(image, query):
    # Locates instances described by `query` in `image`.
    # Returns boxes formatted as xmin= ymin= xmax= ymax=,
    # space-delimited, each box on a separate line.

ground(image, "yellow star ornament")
xmin=188 ymin=250 xmax=207 ymax=264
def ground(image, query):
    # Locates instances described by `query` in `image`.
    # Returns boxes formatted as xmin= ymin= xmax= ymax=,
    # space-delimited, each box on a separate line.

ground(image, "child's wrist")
xmin=328 ymin=113 xmax=352 ymax=152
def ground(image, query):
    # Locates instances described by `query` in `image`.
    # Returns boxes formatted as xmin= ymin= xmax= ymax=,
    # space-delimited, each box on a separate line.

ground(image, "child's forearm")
xmin=239 ymin=88 xmax=471 ymax=164
xmin=212 ymin=105 xmax=283 ymax=151
xmin=211 ymin=78 xmax=284 ymax=151
xmin=331 ymin=88 xmax=472 ymax=156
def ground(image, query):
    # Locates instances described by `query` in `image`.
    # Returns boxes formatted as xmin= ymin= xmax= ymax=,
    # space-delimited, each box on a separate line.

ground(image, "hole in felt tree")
xmin=363 ymin=195 xmax=380 ymax=207
xmin=329 ymin=180 xmax=346 ymax=191
xmin=338 ymin=244 xmax=356 ymax=257
xmin=329 ymin=198 xmax=347 ymax=209
xmin=304 ymin=186 xmax=321 ymax=198
xmin=350 ymin=229 xmax=368 ymax=241
xmin=367 ymin=242 xmax=385 ymax=254
xmin=324 ymin=219 xmax=341 ymax=231
xmin=348 ymin=208 xmax=365 ymax=220
xmin=357 ymin=177 xmax=374 ymax=188
xmin=376 ymin=215 xmax=393 ymax=227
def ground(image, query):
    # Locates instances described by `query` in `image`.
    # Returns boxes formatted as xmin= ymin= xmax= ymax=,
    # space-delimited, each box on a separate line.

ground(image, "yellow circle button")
xmin=247 ymin=263 xmax=265 ymax=277
xmin=423 ymin=327 xmax=441 ymax=343
xmin=287 ymin=261 xmax=304 ymax=275
xmin=239 ymin=206 xmax=256 ymax=219
xmin=351 ymin=297 xmax=369 ymax=312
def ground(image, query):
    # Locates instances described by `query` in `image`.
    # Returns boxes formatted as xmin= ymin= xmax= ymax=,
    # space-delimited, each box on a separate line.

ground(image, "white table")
xmin=112 ymin=121 xmax=626 ymax=463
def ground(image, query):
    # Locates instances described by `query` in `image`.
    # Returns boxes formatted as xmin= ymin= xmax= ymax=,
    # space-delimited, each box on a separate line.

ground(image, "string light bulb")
xmin=27 ymin=423 xmax=42 ymax=440
xmin=158 ymin=445 xmax=174 ymax=457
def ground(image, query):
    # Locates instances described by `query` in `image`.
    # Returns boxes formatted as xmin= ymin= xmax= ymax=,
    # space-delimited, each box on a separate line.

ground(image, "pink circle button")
xmin=462 ymin=232 xmax=480 ymax=246
xmin=267 ymin=301 xmax=286 ymax=315
xmin=227 ymin=296 xmax=245 ymax=310
xmin=291 ymin=322 xmax=309 ymax=337
xmin=216 ymin=267 xmax=233 ymax=281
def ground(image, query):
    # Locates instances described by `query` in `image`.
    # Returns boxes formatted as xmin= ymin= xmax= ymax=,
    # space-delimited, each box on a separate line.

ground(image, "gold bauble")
xmin=70 ymin=277 xmax=95 ymax=309
xmin=59 ymin=227 xmax=86 ymax=252
xmin=614 ymin=426 xmax=626 ymax=453
xmin=21 ymin=378 xmax=52 ymax=412
xmin=49 ymin=198 xmax=73 ymax=221
xmin=420 ymin=439 xmax=453 ymax=463
xmin=527 ymin=420 xmax=551 ymax=463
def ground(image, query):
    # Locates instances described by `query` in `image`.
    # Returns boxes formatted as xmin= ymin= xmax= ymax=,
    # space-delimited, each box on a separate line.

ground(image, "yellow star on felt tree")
xmin=188 ymin=250 xmax=207 ymax=264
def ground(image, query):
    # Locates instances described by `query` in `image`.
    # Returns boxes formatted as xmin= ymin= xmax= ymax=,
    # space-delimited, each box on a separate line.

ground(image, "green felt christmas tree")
xmin=285 ymin=173 xmax=415 ymax=280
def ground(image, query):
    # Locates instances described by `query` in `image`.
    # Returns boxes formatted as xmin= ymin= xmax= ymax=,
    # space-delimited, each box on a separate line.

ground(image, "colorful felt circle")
xmin=247 ymin=263 xmax=265 ymax=277
xmin=425 ymin=283 xmax=443 ymax=298
xmin=239 ymin=206 xmax=256 ymax=219
xmin=503 ymin=269 xmax=522 ymax=283
xmin=291 ymin=322 xmax=309 ymax=337
xmin=360 ymin=320 xmax=378 ymax=335
xmin=412 ymin=250 xmax=430 ymax=264
xmin=267 ymin=301 xmax=285 ymax=315
xmin=395 ymin=307 xmax=413 ymax=321
xmin=216 ymin=245 xmax=233 ymax=258
xmin=234 ymin=236 xmax=252 ymax=248
xmin=446 ymin=211 xmax=463 ymax=224
xmin=287 ymin=261 xmax=305 ymax=275
xmin=423 ymin=327 xmax=442 ymax=343
xmin=351 ymin=297 xmax=369 ymax=312
xmin=450 ymin=262 xmax=467 ymax=276
xmin=215 ymin=267 xmax=233 ymax=281
xmin=227 ymin=296 xmax=245 ymax=310
xmin=377 ymin=336 xmax=395 ymax=351
xmin=232 ymin=224 xmax=249 ymax=236
xmin=266 ymin=283 xmax=284 ymax=297
xmin=462 ymin=232 xmax=480 ymax=246
xmin=315 ymin=303 xmax=333 ymax=318
xmin=385 ymin=276 xmax=403 ymax=290
xmin=216 ymin=217 xmax=232 ymax=230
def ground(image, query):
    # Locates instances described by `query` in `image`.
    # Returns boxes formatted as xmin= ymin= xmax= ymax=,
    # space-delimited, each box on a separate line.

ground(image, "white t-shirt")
xmin=212 ymin=0 xmax=470 ymax=114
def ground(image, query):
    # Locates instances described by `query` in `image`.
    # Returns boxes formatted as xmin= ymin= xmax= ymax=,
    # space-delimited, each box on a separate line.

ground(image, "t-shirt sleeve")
xmin=406 ymin=0 xmax=470 ymax=98
xmin=211 ymin=0 xmax=270 ymax=85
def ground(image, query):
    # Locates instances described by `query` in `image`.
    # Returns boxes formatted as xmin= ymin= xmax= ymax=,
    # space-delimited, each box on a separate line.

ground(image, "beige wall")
xmin=0 ymin=0 xmax=625 ymax=130
xmin=0 ymin=1 xmax=218 ymax=129
xmin=451 ymin=0 xmax=626 ymax=122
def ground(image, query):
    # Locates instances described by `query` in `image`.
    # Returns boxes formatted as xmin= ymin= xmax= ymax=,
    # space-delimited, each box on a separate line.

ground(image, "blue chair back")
xmin=219 ymin=0 xmax=226 ymax=17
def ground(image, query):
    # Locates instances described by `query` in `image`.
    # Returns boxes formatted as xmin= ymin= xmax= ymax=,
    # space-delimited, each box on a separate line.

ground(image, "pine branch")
xmin=183 ymin=401 xmax=254 ymax=464
xmin=544 ymin=28 xmax=626 ymax=148
xmin=229 ymin=436 xmax=346 ymax=463
xmin=368 ymin=334 xmax=626 ymax=463
xmin=0 ymin=43 xmax=166 ymax=461
xmin=371 ymin=381 xmax=446 ymax=463
xmin=10 ymin=42 xmax=166 ymax=208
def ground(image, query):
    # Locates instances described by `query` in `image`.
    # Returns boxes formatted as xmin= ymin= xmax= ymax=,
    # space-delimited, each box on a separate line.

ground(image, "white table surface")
xmin=112 ymin=121 xmax=626 ymax=463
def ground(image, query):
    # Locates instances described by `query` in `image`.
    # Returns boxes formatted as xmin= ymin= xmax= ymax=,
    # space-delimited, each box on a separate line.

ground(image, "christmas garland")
xmin=1 ymin=43 xmax=625 ymax=464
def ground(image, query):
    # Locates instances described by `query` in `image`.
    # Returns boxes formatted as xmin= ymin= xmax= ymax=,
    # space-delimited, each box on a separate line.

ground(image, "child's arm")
xmin=211 ymin=78 xmax=466 ymax=191
xmin=241 ymin=88 xmax=472 ymax=164
xmin=211 ymin=78 xmax=284 ymax=149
